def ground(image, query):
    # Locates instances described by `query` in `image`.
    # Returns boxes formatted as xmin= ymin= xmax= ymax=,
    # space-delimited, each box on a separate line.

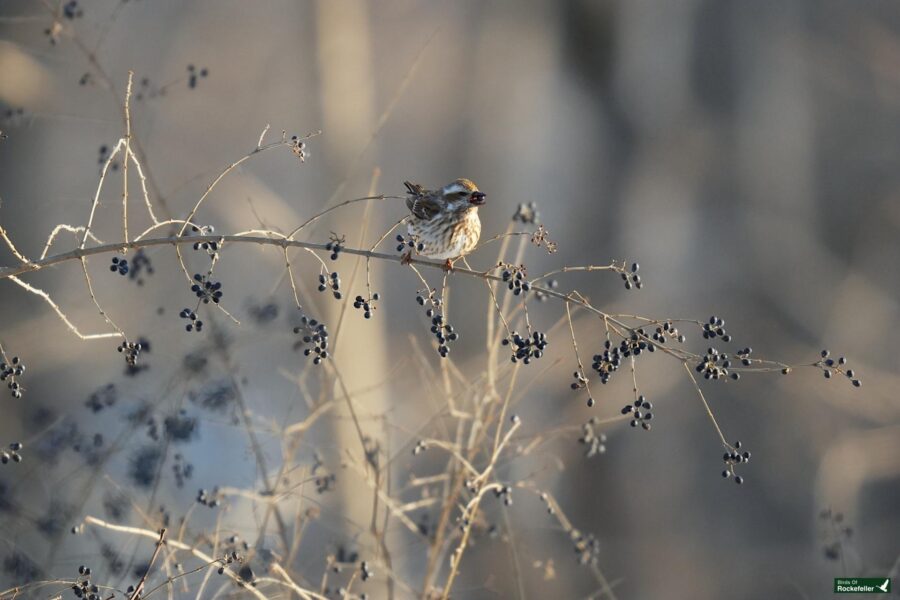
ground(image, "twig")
xmin=81 ymin=516 xmax=268 ymax=600
xmin=128 ymin=527 xmax=167 ymax=600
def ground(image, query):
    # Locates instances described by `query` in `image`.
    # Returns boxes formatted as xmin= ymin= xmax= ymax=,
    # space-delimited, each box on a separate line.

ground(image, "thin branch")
xmin=122 ymin=71 xmax=134 ymax=246
xmin=81 ymin=516 xmax=268 ymax=600
xmin=7 ymin=275 xmax=121 ymax=340
xmin=683 ymin=362 xmax=730 ymax=449
xmin=128 ymin=527 xmax=166 ymax=600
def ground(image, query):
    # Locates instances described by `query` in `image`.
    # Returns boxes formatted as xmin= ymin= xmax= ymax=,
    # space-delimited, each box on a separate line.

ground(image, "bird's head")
xmin=441 ymin=178 xmax=486 ymax=212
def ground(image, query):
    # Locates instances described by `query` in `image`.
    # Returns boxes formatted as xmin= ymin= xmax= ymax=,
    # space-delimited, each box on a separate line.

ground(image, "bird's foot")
xmin=443 ymin=258 xmax=454 ymax=272
xmin=400 ymin=250 xmax=413 ymax=266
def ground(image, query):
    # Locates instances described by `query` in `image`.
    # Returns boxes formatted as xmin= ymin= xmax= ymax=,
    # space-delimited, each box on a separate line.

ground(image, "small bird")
xmin=403 ymin=178 xmax=486 ymax=270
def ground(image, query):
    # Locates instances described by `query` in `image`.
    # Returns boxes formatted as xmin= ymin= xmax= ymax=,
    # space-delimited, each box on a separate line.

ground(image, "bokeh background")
xmin=1 ymin=1 xmax=899 ymax=598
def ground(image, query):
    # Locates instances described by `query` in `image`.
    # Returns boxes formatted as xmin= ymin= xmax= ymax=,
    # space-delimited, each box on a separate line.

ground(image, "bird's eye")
xmin=458 ymin=191 xmax=470 ymax=197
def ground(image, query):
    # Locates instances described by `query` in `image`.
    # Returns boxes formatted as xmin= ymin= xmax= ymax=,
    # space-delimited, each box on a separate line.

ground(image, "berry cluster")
xmin=412 ymin=440 xmax=427 ymax=455
xmin=695 ymin=347 xmax=739 ymax=381
xmin=289 ymin=135 xmax=308 ymax=162
xmin=215 ymin=539 xmax=249 ymax=577
xmin=318 ymin=272 xmax=342 ymax=300
xmin=128 ymin=249 xmax=154 ymax=285
xmin=396 ymin=233 xmax=424 ymax=254
xmin=578 ymin=418 xmax=607 ymax=457
xmin=191 ymin=273 xmax=223 ymax=304
xmin=1 ymin=355 xmax=25 ymax=398
xmin=236 ymin=564 xmax=256 ymax=586
xmin=736 ymin=346 xmax=753 ymax=365
xmin=98 ymin=144 xmax=120 ymax=173
xmin=817 ymin=349 xmax=861 ymax=387
xmin=109 ymin=256 xmax=129 ymax=276
xmin=429 ymin=313 xmax=458 ymax=358
xmin=293 ymin=315 xmax=329 ymax=364
xmin=501 ymin=268 xmax=531 ymax=296
xmin=134 ymin=77 xmax=161 ymax=102
xmin=165 ymin=411 xmax=198 ymax=442
xmin=721 ymin=440 xmax=751 ymax=484
xmin=652 ymin=321 xmax=686 ymax=344
xmin=416 ymin=293 xmax=458 ymax=358
xmin=621 ymin=395 xmax=653 ymax=430
xmin=248 ymin=301 xmax=279 ymax=325
xmin=512 ymin=201 xmax=540 ymax=225
xmin=352 ymin=292 xmax=380 ymax=319
xmin=116 ymin=340 xmax=142 ymax=366
xmin=187 ymin=64 xmax=209 ymax=89
xmin=493 ymin=484 xmax=514 ymax=507
xmin=1 ymin=442 xmax=23 ymax=465
xmin=142 ymin=413 xmax=161 ymax=442
xmin=620 ymin=262 xmax=642 ymax=290
xmin=44 ymin=20 xmax=63 ymax=45
xmin=2 ymin=108 xmax=26 ymax=128
xmin=71 ymin=565 xmax=100 ymax=600
xmin=172 ymin=452 xmax=194 ymax=488
xmin=190 ymin=225 xmax=219 ymax=256
xmin=570 ymin=370 xmax=589 ymax=391
xmin=458 ymin=515 xmax=472 ymax=533
xmin=125 ymin=337 xmax=150 ymax=377
xmin=591 ymin=341 xmax=622 ymax=384
xmin=591 ymin=332 xmax=654 ymax=384
xmin=360 ymin=560 xmax=374 ymax=582
xmin=530 ymin=224 xmax=558 ymax=253
xmin=63 ymin=1 xmax=83 ymax=19
xmin=197 ymin=487 xmax=221 ymax=508
xmin=503 ymin=330 xmax=549 ymax=364
xmin=85 ymin=383 xmax=116 ymax=413
xmin=820 ymin=508 xmax=853 ymax=561
xmin=325 ymin=233 xmax=345 ymax=260
xmin=621 ymin=330 xmax=654 ymax=356
xmin=179 ymin=308 xmax=204 ymax=332
xmin=702 ymin=315 xmax=732 ymax=341
xmin=571 ymin=529 xmax=601 ymax=567
xmin=538 ymin=492 xmax=556 ymax=516
xmin=533 ymin=278 xmax=558 ymax=302
xmin=315 ymin=471 xmax=337 ymax=494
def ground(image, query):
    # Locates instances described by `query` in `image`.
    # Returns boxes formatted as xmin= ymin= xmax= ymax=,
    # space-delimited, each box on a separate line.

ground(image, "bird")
xmin=402 ymin=178 xmax=486 ymax=270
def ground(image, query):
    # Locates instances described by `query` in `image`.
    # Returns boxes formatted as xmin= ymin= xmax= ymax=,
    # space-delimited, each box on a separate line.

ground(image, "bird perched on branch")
xmin=403 ymin=178 xmax=486 ymax=270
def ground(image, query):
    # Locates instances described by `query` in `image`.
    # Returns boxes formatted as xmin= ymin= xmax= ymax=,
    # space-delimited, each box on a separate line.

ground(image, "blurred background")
xmin=1 ymin=1 xmax=899 ymax=598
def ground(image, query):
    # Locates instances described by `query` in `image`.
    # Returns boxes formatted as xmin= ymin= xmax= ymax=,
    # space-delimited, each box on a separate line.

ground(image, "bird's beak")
xmin=470 ymin=191 xmax=486 ymax=206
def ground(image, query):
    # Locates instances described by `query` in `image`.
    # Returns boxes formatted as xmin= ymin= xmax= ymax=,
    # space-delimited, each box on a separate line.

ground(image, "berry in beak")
xmin=470 ymin=191 xmax=486 ymax=205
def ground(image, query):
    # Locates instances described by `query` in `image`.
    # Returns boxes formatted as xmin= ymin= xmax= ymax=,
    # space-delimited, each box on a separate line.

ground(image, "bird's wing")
xmin=404 ymin=181 xmax=442 ymax=220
